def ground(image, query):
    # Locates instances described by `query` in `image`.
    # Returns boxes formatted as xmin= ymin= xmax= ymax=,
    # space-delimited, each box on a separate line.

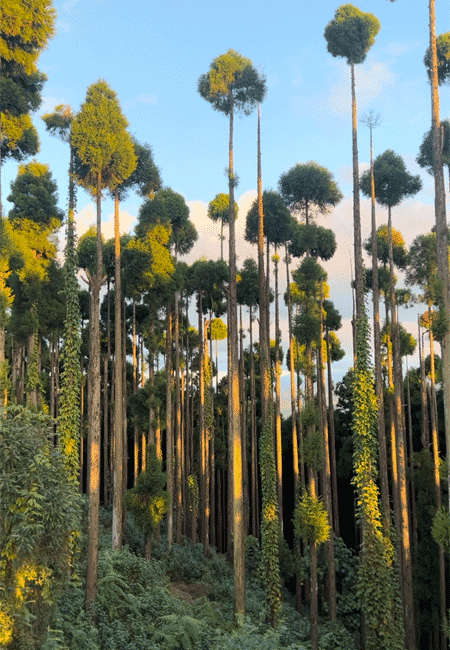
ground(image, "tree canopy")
xmin=324 ymin=4 xmax=381 ymax=65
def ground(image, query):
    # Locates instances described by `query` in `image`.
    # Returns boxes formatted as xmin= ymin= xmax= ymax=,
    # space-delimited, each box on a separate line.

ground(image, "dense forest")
xmin=1 ymin=2 xmax=450 ymax=649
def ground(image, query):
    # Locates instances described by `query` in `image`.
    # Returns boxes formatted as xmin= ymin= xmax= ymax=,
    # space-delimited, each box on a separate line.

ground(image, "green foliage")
xmin=289 ymin=222 xmax=336 ymax=260
xmin=417 ymin=120 xmax=450 ymax=176
xmin=424 ymin=32 xmax=450 ymax=85
xmin=318 ymin=620 xmax=359 ymax=649
xmin=360 ymin=149 xmax=422 ymax=209
xmin=208 ymin=192 xmax=238 ymax=225
xmin=245 ymin=190 xmax=293 ymax=246
xmin=236 ymin=258 xmax=259 ymax=308
xmin=1 ymin=0 xmax=55 ymax=160
xmin=324 ymin=4 xmax=380 ymax=66
xmin=71 ymin=79 xmax=136 ymax=193
xmin=124 ymin=444 xmax=168 ymax=539
xmin=303 ymin=428 xmax=323 ymax=472
xmin=352 ymin=310 xmax=404 ymax=650
xmin=198 ymin=49 xmax=266 ymax=117
xmin=364 ymin=224 xmax=407 ymax=269
xmin=58 ymin=211 xmax=82 ymax=481
xmin=432 ymin=507 xmax=450 ymax=551
xmin=279 ymin=161 xmax=342 ymax=221
xmin=260 ymin=407 xmax=282 ymax=626
xmin=8 ymin=160 xmax=64 ymax=226
xmin=0 ymin=405 xmax=82 ymax=649
xmin=294 ymin=490 xmax=330 ymax=545
xmin=209 ymin=317 xmax=227 ymax=341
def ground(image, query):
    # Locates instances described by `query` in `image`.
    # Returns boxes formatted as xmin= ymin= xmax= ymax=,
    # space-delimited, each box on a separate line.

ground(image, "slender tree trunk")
xmin=351 ymin=63 xmax=364 ymax=329
xmin=418 ymin=318 xmax=429 ymax=448
xmin=388 ymin=206 xmax=415 ymax=649
xmin=285 ymin=250 xmax=299 ymax=499
xmin=85 ymin=171 xmax=103 ymax=610
xmin=429 ymin=0 xmax=450 ymax=519
xmin=369 ymin=123 xmax=390 ymax=533
xmin=249 ymin=308 xmax=259 ymax=539
xmin=318 ymin=316 xmax=336 ymax=621
xmin=112 ymin=188 xmax=123 ymax=551
xmin=239 ymin=306 xmax=248 ymax=535
xmin=273 ymin=252 xmax=283 ymax=531
xmin=103 ymin=355 xmax=110 ymax=505
xmin=310 ymin=470 xmax=319 ymax=650
xmin=258 ymin=105 xmax=269 ymax=426
xmin=228 ymin=96 xmax=245 ymax=617
xmin=174 ymin=279 xmax=183 ymax=545
xmin=166 ymin=306 xmax=173 ymax=551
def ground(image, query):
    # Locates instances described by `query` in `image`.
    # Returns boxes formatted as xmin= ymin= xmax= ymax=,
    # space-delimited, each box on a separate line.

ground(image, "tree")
xmin=361 ymin=149 xmax=421 ymax=648
xmin=279 ymin=161 xmax=342 ymax=225
xmin=0 ymin=0 xmax=56 ymax=210
xmin=124 ymin=444 xmax=168 ymax=560
xmin=208 ymin=192 xmax=238 ymax=260
xmin=0 ymin=406 xmax=81 ymax=648
xmin=198 ymin=49 xmax=266 ymax=618
xmin=424 ymin=32 xmax=450 ymax=86
xmin=6 ymin=160 xmax=63 ymax=408
xmin=70 ymin=79 xmax=136 ymax=608
xmin=417 ymin=120 xmax=450 ymax=190
xmin=42 ymin=104 xmax=81 ymax=481
xmin=425 ymin=9 xmax=450 ymax=588
xmin=324 ymin=4 xmax=380 ymax=327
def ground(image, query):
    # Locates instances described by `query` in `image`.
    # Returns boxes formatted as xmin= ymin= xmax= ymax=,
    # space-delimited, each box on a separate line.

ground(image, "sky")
xmin=3 ymin=0 xmax=450 ymax=413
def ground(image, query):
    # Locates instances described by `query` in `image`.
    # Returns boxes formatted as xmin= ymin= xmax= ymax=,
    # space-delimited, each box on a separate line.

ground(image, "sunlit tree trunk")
xmin=388 ymin=206 xmax=415 ymax=648
xmin=351 ymin=63 xmax=364 ymax=329
xmin=273 ymin=251 xmax=283 ymax=531
xmin=166 ymin=306 xmax=173 ymax=551
xmin=85 ymin=171 xmax=103 ymax=610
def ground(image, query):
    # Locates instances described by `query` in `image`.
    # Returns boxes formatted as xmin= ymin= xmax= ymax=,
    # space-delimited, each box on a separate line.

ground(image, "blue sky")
xmin=3 ymin=0 xmax=450 ymax=407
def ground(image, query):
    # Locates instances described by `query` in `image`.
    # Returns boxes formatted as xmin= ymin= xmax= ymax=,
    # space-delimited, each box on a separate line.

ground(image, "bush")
xmin=0 ymin=406 xmax=82 ymax=649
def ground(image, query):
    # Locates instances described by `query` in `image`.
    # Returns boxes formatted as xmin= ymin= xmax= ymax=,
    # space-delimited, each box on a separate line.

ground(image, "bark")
xmin=112 ymin=188 xmax=123 ymax=551
xmin=249 ymin=308 xmax=259 ymax=539
xmin=369 ymin=122 xmax=390 ymax=532
xmin=103 ymin=355 xmax=110 ymax=505
xmin=274 ymin=253 xmax=283 ymax=531
xmin=418 ymin=318 xmax=429 ymax=448
xmin=229 ymin=96 xmax=245 ymax=617
xmin=351 ymin=62 xmax=364 ymax=328
xmin=310 ymin=471 xmax=319 ymax=650
xmin=166 ymin=306 xmax=173 ymax=551
xmin=318 ymin=327 xmax=336 ymax=621
xmin=85 ymin=171 xmax=103 ymax=610
xmin=175 ymin=284 xmax=183 ymax=544
xmin=388 ymin=207 xmax=415 ymax=649
xmin=285 ymin=250 xmax=299 ymax=498
xmin=429 ymin=0 xmax=450 ymax=521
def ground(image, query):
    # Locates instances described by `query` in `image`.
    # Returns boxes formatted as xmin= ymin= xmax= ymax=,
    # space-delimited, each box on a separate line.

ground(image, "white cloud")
xmin=319 ymin=60 xmax=395 ymax=117
xmin=127 ymin=93 xmax=158 ymax=107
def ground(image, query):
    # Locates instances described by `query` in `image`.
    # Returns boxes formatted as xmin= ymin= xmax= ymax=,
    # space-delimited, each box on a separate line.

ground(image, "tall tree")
xmin=198 ymin=49 xmax=266 ymax=618
xmin=208 ymin=192 xmax=238 ymax=260
xmin=42 ymin=104 xmax=82 ymax=481
xmin=423 ymin=20 xmax=450 ymax=540
xmin=71 ymin=79 xmax=136 ymax=609
xmin=361 ymin=149 xmax=421 ymax=649
xmin=324 ymin=4 xmax=380 ymax=328
xmin=0 ymin=0 xmax=56 ymax=211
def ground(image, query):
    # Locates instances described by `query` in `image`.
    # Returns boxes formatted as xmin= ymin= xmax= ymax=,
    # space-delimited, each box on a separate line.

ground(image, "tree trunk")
xmin=429 ymin=0 xmax=450 ymax=521
xmin=166 ymin=306 xmax=173 ymax=551
xmin=174 ymin=281 xmax=183 ymax=544
xmin=388 ymin=206 xmax=415 ymax=649
xmin=112 ymin=188 xmax=123 ymax=551
xmin=351 ymin=62 xmax=364 ymax=329
xmin=369 ymin=123 xmax=389 ymax=533
xmin=229 ymin=96 xmax=245 ymax=617
xmin=85 ymin=170 xmax=103 ymax=611
xmin=274 ymin=252 xmax=283 ymax=532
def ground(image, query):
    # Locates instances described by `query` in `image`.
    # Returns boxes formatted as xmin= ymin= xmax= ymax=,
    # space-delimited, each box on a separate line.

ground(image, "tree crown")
xmin=198 ymin=49 xmax=266 ymax=116
xmin=324 ymin=4 xmax=380 ymax=65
